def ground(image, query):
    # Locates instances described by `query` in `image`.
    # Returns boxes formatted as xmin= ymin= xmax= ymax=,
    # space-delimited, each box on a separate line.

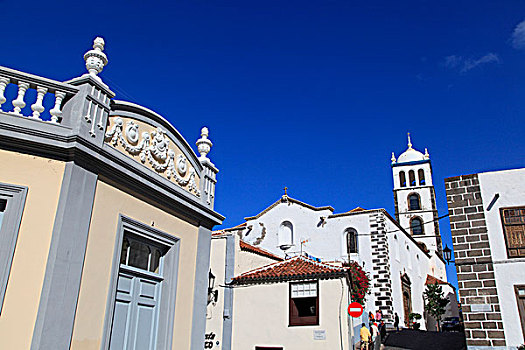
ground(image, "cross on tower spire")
xmin=283 ymin=186 xmax=288 ymax=196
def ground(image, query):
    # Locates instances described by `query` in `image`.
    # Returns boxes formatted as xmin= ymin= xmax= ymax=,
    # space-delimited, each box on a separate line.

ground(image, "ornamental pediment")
xmin=104 ymin=115 xmax=200 ymax=197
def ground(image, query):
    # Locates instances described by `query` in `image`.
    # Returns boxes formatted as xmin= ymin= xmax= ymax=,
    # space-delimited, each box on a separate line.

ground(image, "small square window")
xmin=289 ymin=281 xmax=319 ymax=326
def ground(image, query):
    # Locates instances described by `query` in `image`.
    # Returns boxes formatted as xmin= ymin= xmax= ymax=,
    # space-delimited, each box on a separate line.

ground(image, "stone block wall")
xmin=370 ymin=211 xmax=394 ymax=323
xmin=445 ymin=174 xmax=506 ymax=348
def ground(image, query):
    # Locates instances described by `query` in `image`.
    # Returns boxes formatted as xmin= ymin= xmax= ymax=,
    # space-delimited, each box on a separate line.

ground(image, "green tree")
xmin=424 ymin=283 xmax=450 ymax=332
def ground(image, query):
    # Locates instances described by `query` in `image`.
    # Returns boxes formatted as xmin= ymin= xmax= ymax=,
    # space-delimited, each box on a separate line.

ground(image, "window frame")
xmin=515 ymin=285 xmax=525 ymax=340
xmin=101 ymin=215 xmax=181 ymax=349
xmin=408 ymin=170 xmax=416 ymax=187
xmin=408 ymin=193 xmax=421 ymax=211
xmin=0 ymin=183 xmax=28 ymax=315
xmin=500 ymin=206 xmax=525 ymax=258
xmin=418 ymin=169 xmax=426 ymax=186
xmin=399 ymin=171 xmax=407 ymax=188
xmin=289 ymin=280 xmax=319 ymax=326
xmin=410 ymin=217 xmax=424 ymax=236
xmin=346 ymin=228 xmax=358 ymax=254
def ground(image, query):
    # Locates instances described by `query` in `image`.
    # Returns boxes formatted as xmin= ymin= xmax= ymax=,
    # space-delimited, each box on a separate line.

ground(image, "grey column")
xmin=221 ymin=234 xmax=235 ymax=350
xmin=190 ymin=225 xmax=212 ymax=350
xmin=31 ymin=162 xmax=98 ymax=350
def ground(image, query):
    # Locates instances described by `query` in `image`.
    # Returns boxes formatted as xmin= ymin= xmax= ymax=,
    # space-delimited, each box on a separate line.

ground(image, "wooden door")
xmin=401 ymin=273 xmax=412 ymax=327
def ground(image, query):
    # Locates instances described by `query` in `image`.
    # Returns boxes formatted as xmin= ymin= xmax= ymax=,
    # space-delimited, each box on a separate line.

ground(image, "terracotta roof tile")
xmin=239 ymin=240 xmax=283 ymax=261
xmin=231 ymin=255 xmax=347 ymax=285
xmin=425 ymin=274 xmax=448 ymax=285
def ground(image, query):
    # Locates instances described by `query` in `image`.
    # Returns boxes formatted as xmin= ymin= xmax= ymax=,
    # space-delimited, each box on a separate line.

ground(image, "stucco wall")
xmin=238 ymin=201 xmax=448 ymax=332
xmin=231 ymin=278 xmax=351 ymax=350
xmin=387 ymin=218 xmax=431 ymax=329
xmin=70 ymin=179 xmax=200 ymax=350
xmin=479 ymin=168 xmax=525 ymax=347
xmin=206 ymin=236 xmax=228 ymax=348
xmin=0 ymin=150 xmax=65 ymax=350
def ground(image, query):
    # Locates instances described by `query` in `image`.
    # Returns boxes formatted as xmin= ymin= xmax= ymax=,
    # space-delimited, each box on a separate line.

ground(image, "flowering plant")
xmin=344 ymin=261 xmax=370 ymax=305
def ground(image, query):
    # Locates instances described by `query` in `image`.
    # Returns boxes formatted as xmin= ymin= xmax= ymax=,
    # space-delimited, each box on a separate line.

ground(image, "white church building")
xmin=206 ymin=136 xmax=457 ymax=349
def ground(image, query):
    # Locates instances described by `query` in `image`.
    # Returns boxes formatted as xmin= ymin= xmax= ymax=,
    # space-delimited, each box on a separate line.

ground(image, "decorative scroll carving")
xmin=105 ymin=117 xmax=201 ymax=197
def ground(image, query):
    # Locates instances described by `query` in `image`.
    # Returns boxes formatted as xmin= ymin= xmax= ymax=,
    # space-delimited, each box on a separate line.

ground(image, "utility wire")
xmin=354 ymin=213 xmax=450 ymax=237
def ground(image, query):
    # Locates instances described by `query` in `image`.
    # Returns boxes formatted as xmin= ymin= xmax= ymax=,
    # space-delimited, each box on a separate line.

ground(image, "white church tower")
xmin=391 ymin=133 xmax=442 ymax=255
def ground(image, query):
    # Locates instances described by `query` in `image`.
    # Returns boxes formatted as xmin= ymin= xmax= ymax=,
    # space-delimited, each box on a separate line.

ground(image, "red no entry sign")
xmin=348 ymin=302 xmax=363 ymax=317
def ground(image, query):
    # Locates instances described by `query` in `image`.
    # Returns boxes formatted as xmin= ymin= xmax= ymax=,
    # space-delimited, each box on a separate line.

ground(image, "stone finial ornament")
xmin=84 ymin=37 xmax=108 ymax=78
xmin=196 ymin=127 xmax=213 ymax=160
xmin=407 ymin=132 xmax=412 ymax=149
xmin=391 ymin=152 xmax=396 ymax=164
xmin=424 ymin=148 xmax=430 ymax=159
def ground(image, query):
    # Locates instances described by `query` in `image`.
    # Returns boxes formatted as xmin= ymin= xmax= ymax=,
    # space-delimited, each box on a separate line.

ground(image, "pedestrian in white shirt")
xmin=371 ymin=322 xmax=380 ymax=350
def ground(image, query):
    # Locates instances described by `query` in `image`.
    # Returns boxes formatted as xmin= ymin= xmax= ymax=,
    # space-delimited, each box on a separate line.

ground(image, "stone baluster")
xmin=196 ymin=127 xmax=218 ymax=208
xmin=0 ymin=77 xmax=9 ymax=109
xmin=50 ymin=91 xmax=66 ymax=123
xmin=12 ymin=82 xmax=30 ymax=115
xmin=30 ymin=86 xmax=48 ymax=120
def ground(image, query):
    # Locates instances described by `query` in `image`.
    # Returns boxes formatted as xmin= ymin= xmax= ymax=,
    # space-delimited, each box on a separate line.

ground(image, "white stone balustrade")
xmin=196 ymin=127 xmax=219 ymax=207
xmin=0 ymin=66 xmax=78 ymax=123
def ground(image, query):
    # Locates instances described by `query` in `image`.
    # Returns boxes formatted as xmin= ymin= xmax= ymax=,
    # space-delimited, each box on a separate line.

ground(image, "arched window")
xmin=278 ymin=221 xmax=294 ymax=250
xmin=346 ymin=229 xmax=358 ymax=254
xmin=409 ymin=170 xmax=416 ymax=187
xmin=418 ymin=169 xmax=425 ymax=185
xmin=408 ymin=193 xmax=421 ymax=210
xmin=394 ymin=235 xmax=400 ymax=261
xmin=411 ymin=217 xmax=424 ymax=235
xmin=399 ymin=171 xmax=406 ymax=188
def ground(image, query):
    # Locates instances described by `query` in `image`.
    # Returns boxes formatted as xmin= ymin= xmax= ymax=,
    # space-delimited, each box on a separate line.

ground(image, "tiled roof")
xmin=425 ymin=275 xmax=448 ymax=286
xmin=349 ymin=207 xmax=366 ymax=212
xmin=231 ymin=255 xmax=347 ymax=285
xmin=244 ymin=196 xmax=334 ymax=221
xmin=239 ymin=240 xmax=283 ymax=261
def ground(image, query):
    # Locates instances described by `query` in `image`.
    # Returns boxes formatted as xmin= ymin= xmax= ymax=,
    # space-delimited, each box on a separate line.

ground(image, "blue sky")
xmin=3 ymin=0 xmax=525 ymax=288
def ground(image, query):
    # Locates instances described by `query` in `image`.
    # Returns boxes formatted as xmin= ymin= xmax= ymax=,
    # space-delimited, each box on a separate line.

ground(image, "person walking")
xmin=394 ymin=312 xmax=399 ymax=331
xmin=369 ymin=311 xmax=375 ymax=325
xmin=375 ymin=310 xmax=382 ymax=323
xmin=379 ymin=320 xmax=387 ymax=343
xmin=371 ymin=322 xmax=380 ymax=350
xmin=360 ymin=323 xmax=371 ymax=350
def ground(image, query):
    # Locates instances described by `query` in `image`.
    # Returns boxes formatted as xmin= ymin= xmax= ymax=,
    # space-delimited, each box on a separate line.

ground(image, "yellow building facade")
xmin=0 ymin=37 xmax=222 ymax=349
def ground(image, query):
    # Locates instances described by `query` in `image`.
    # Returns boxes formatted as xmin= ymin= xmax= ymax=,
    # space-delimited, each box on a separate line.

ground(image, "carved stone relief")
xmin=105 ymin=116 xmax=200 ymax=197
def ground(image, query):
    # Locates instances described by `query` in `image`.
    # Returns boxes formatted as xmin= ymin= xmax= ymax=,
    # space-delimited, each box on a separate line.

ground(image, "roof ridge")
xmin=244 ymin=196 xmax=334 ymax=221
xmin=231 ymin=254 xmax=347 ymax=285
xmin=239 ymin=240 xmax=283 ymax=261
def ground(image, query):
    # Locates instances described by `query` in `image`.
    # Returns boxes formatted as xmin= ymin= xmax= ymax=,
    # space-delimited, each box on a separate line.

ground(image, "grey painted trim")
xmin=31 ymin=162 xmax=98 ymax=350
xmin=190 ymin=226 xmax=212 ymax=350
xmin=0 ymin=182 xmax=28 ymax=315
xmin=221 ymin=234 xmax=236 ymax=350
xmin=101 ymin=215 xmax=180 ymax=350
xmin=0 ymin=113 xmax=223 ymax=226
xmin=391 ymin=159 xmax=431 ymax=167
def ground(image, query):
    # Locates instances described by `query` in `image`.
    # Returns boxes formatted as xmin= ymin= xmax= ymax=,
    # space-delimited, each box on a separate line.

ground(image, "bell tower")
xmin=391 ymin=134 xmax=442 ymax=255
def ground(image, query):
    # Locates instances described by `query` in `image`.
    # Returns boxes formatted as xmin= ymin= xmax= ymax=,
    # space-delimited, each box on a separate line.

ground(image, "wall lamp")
xmin=208 ymin=270 xmax=218 ymax=304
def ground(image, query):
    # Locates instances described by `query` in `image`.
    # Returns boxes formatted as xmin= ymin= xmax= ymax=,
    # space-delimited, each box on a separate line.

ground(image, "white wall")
xmin=239 ymin=201 xmax=449 ymax=330
xmin=479 ymin=168 xmax=525 ymax=347
xmin=231 ymin=279 xmax=352 ymax=350
xmin=387 ymin=217 xmax=432 ymax=330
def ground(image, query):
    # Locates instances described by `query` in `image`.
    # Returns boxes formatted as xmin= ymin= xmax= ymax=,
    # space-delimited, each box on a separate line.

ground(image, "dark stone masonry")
xmin=445 ymin=174 xmax=506 ymax=347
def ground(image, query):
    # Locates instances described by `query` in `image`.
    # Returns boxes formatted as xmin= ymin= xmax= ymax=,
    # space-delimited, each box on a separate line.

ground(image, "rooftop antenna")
xmin=300 ymin=239 xmax=309 ymax=255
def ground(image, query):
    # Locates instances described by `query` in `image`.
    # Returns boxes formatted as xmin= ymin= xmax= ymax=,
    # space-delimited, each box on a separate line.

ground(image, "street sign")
xmin=347 ymin=302 xmax=363 ymax=318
